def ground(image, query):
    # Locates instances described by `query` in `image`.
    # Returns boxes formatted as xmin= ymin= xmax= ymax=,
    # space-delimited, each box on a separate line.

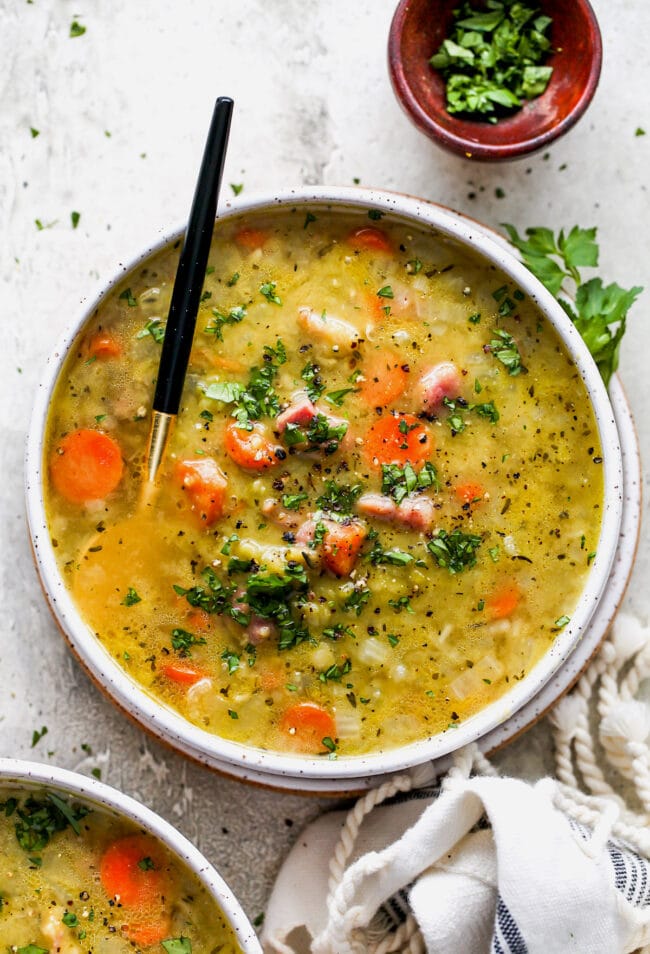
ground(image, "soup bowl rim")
xmin=0 ymin=757 xmax=262 ymax=952
xmin=25 ymin=185 xmax=624 ymax=783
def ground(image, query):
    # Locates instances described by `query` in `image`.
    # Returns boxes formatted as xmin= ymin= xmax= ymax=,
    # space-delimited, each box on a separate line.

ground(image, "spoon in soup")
xmin=145 ymin=95 xmax=234 ymax=490
xmin=73 ymin=98 xmax=233 ymax=599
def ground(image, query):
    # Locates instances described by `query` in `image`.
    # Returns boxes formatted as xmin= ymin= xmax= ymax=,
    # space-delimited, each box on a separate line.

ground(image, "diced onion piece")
xmin=357 ymin=636 xmax=391 ymax=666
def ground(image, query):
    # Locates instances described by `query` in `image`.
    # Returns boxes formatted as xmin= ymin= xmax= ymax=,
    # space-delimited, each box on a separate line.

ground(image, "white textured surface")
xmin=0 ymin=0 xmax=648 ymax=927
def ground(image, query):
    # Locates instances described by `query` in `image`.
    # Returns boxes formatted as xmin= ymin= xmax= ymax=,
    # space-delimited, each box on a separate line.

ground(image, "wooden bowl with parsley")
xmin=388 ymin=0 xmax=602 ymax=161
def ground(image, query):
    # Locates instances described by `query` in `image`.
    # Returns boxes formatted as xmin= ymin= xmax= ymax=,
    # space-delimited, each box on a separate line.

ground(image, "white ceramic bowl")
xmin=0 ymin=758 xmax=262 ymax=952
xmin=25 ymin=187 xmax=624 ymax=792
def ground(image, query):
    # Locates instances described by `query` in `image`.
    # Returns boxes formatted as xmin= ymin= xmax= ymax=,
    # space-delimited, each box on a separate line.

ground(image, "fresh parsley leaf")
xmin=205 ymin=304 xmax=246 ymax=340
xmin=427 ymin=529 xmax=482 ymax=574
xmin=381 ymin=461 xmax=440 ymax=504
xmin=30 ymin=127 xmax=40 ymax=138
xmin=3 ymin=794 xmax=90 ymax=854
xmin=69 ymin=20 xmax=86 ymax=37
xmin=344 ymin=587 xmax=371 ymax=616
xmin=62 ymin=911 xmax=79 ymax=927
xmin=71 ymin=211 xmax=81 ymax=229
xmin=504 ymin=223 xmax=642 ymax=384
xmin=162 ymin=938 xmax=192 ymax=954
xmin=489 ymin=328 xmax=526 ymax=375
xmin=377 ymin=285 xmax=394 ymax=299
xmin=31 ymin=726 xmax=48 ymax=748
xmin=260 ymin=281 xmax=282 ymax=305
xmin=316 ymin=480 xmax=363 ymax=514
xmin=430 ymin=2 xmax=553 ymax=121
xmin=221 ymin=649 xmax=240 ymax=674
xmin=230 ymin=183 xmax=244 ymax=195
xmin=325 ymin=387 xmax=358 ymax=407
xmin=121 ymin=587 xmax=141 ymax=607
xmin=119 ymin=288 xmax=137 ymax=307
xmin=301 ymin=362 xmax=325 ymax=401
xmin=171 ymin=628 xmax=207 ymax=658
xmin=281 ymin=492 xmax=308 ymax=511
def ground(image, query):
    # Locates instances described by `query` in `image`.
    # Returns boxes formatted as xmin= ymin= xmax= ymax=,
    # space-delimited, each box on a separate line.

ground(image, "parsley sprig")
xmin=503 ymin=224 xmax=643 ymax=384
xmin=381 ymin=462 xmax=440 ymax=504
xmin=427 ymin=529 xmax=482 ymax=574
xmin=203 ymin=339 xmax=286 ymax=426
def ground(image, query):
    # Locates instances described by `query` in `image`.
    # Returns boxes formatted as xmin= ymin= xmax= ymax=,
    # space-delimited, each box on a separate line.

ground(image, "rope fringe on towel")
xmin=313 ymin=614 xmax=650 ymax=954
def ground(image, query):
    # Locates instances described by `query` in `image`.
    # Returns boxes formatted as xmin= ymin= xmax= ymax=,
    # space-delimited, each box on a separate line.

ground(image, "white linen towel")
xmin=263 ymin=767 xmax=650 ymax=954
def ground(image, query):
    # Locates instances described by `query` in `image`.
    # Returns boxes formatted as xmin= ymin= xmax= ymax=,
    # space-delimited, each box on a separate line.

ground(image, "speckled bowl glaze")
xmin=388 ymin=0 xmax=603 ymax=161
xmin=26 ymin=187 xmax=624 ymax=793
xmin=0 ymin=758 xmax=262 ymax=952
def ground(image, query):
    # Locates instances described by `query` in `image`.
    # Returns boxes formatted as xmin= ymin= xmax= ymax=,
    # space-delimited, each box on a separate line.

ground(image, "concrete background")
xmin=0 ymin=0 xmax=648 ymax=934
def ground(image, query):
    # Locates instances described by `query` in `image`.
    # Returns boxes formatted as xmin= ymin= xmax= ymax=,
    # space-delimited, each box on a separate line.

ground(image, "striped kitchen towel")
xmin=262 ymin=772 xmax=650 ymax=954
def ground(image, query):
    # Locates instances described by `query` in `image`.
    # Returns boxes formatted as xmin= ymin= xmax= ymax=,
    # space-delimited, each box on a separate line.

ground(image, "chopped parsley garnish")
xmin=304 ymin=211 xmax=317 ymax=228
xmin=174 ymin=566 xmax=236 ymax=615
xmin=18 ymin=947 xmax=48 ymax=954
xmin=62 ymin=912 xmax=79 ymax=927
xmin=204 ymin=339 xmax=286 ymax=426
xmin=381 ymin=461 xmax=440 ymax=504
xmin=387 ymin=633 xmax=400 ymax=647
xmin=503 ymin=223 xmax=643 ymax=385
xmin=406 ymin=258 xmax=422 ymax=274
xmin=370 ymin=544 xmax=414 ymax=567
xmin=30 ymin=127 xmax=40 ymax=138
xmin=488 ymin=328 xmax=526 ymax=375
xmin=377 ymin=285 xmax=394 ymax=299
xmin=227 ymin=272 xmax=240 ymax=286
xmin=301 ymin=362 xmax=325 ymax=401
xmin=260 ymin=281 xmax=282 ymax=305
xmin=135 ymin=318 xmax=165 ymax=343
xmin=162 ymin=938 xmax=193 ymax=954
xmin=325 ymin=387 xmax=358 ymax=407
xmin=121 ymin=587 xmax=141 ymax=607
xmin=388 ymin=595 xmax=414 ymax=614
xmin=230 ymin=183 xmax=244 ymax=196
xmin=316 ymin=479 xmax=363 ymax=514
xmin=321 ymin=736 xmax=338 ymax=755
xmin=0 ymin=793 xmax=90 ymax=854
xmin=281 ymin=492 xmax=308 ymax=511
xmin=344 ymin=587 xmax=371 ymax=616
xmin=319 ymin=659 xmax=352 ymax=682
xmin=170 ymin=628 xmax=207 ymax=658
xmin=285 ymin=414 xmax=348 ymax=454
xmin=69 ymin=20 xmax=86 ymax=37
xmin=205 ymin=304 xmax=246 ymax=340
xmin=119 ymin=288 xmax=137 ymax=307
xmin=367 ymin=209 xmax=383 ymax=220
xmin=323 ymin=623 xmax=356 ymax=640
xmin=31 ymin=726 xmax=48 ymax=748
xmin=427 ymin=529 xmax=482 ymax=574
xmin=430 ymin=1 xmax=553 ymax=122
xmin=554 ymin=615 xmax=571 ymax=628
xmin=71 ymin=211 xmax=80 ymax=229
xmin=221 ymin=649 xmax=240 ymax=674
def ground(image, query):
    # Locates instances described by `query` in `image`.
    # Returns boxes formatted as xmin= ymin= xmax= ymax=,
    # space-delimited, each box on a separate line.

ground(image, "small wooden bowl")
xmin=388 ymin=0 xmax=603 ymax=161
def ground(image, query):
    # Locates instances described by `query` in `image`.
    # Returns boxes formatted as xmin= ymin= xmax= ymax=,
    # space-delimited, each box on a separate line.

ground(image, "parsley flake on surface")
xmin=71 ymin=211 xmax=80 ymax=229
xmin=489 ymin=328 xmax=526 ymax=375
xmin=136 ymin=318 xmax=165 ymax=343
xmin=69 ymin=20 xmax=86 ymax=37
xmin=205 ymin=304 xmax=246 ymax=340
xmin=121 ymin=586 xmax=141 ymax=607
xmin=427 ymin=529 xmax=482 ymax=574
xmin=162 ymin=938 xmax=192 ymax=954
xmin=230 ymin=183 xmax=244 ymax=195
xmin=30 ymin=127 xmax=40 ymax=138
xmin=171 ymin=628 xmax=207 ymax=658
xmin=31 ymin=726 xmax=48 ymax=748
xmin=260 ymin=281 xmax=282 ymax=305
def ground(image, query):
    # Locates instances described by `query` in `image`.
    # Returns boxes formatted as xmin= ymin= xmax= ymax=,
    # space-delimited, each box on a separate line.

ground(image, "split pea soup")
xmin=0 ymin=785 xmax=241 ymax=952
xmin=44 ymin=208 xmax=604 ymax=758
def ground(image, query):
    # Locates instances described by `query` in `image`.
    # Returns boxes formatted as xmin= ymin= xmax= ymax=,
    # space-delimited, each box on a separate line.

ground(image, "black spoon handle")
xmin=153 ymin=96 xmax=234 ymax=415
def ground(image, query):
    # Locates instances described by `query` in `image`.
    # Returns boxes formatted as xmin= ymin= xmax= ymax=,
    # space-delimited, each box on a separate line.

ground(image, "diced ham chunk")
xmin=245 ymin=616 xmax=279 ymax=645
xmin=417 ymin=362 xmax=462 ymax=413
xmin=357 ymin=492 xmax=435 ymax=532
xmin=276 ymin=394 xmax=317 ymax=433
xmin=261 ymin=497 xmax=301 ymax=529
xmin=295 ymin=516 xmax=367 ymax=577
xmin=297 ymin=307 xmax=362 ymax=351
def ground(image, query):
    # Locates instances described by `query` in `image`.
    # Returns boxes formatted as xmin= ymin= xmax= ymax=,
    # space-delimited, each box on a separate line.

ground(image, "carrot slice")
xmin=87 ymin=332 xmax=122 ymax=359
xmin=347 ymin=227 xmax=392 ymax=254
xmin=322 ymin=521 xmax=367 ymax=577
xmin=279 ymin=702 xmax=337 ymax=753
xmin=123 ymin=920 xmax=170 ymax=947
xmin=100 ymin=834 xmax=168 ymax=910
xmin=224 ymin=421 xmax=280 ymax=471
xmin=234 ymin=227 xmax=268 ymax=251
xmin=487 ymin=584 xmax=521 ymax=620
xmin=174 ymin=457 xmax=228 ymax=525
xmin=455 ymin=482 xmax=485 ymax=505
xmin=364 ymin=413 xmax=434 ymax=468
xmin=50 ymin=429 xmax=123 ymax=503
xmin=359 ymin=351 xmax=409 ymax=408
xmin=161 ymin=663 xmax=206 ymax=686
